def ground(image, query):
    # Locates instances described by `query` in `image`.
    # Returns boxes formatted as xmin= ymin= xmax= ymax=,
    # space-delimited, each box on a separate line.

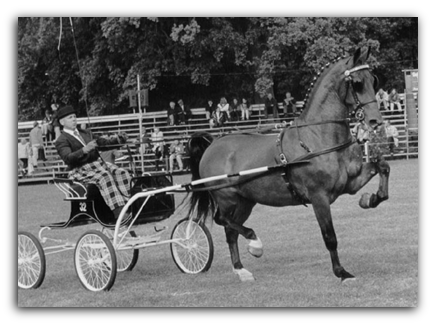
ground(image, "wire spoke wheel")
xmin=74 ymin=230 xmax=116 ymax=292
xmin=170 ymin=218 xmax=214 ymax=274
xmin=103 ymin=229 xmax=139 ymax=272
xmin=18 ymin=231 xmax=46 ymax=289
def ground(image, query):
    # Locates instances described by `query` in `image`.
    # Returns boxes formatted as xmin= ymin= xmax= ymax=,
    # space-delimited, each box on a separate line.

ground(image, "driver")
xmin=55 ymin=105 xmax=131 ymax=220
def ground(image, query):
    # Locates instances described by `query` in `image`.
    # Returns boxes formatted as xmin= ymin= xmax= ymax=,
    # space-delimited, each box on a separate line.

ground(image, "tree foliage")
xmin=18 ymin=17 xmax=417 ymax=121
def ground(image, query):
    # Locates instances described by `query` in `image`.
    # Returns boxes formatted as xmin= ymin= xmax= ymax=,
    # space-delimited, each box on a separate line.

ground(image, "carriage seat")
xmin=52 ymin=178 xmax=101 ymax=201
xmin=47 ymin=178 xmax=117 ymax=228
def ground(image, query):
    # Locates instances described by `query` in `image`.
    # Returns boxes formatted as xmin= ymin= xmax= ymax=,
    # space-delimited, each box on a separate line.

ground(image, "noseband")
xmin=344 ymin=64 xmax=377 ymax=122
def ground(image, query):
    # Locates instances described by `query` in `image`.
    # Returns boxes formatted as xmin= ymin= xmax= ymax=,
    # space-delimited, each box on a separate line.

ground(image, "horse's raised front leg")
xmin=311 ymin=193 xmax=355 ymax=282
xmin=359 ymin=159 xmax=390 ymax=209
xmin=345 ymin=159 xmax=390 ymax=209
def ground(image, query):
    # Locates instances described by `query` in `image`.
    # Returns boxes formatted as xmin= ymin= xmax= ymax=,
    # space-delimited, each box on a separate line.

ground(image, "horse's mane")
xmin=300 ymin=54 xmax=348 ymax=115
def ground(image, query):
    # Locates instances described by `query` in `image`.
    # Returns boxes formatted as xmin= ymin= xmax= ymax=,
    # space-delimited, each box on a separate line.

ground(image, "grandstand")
xmin=17 ymin=94 xmax=418 ymax=185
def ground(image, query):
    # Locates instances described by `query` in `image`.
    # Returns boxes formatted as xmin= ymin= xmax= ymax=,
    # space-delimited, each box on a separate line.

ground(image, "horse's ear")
xmin=366 ymin=46 xmax=372 ymax=61
xmin=352 ymin=48 xmax=362 ymax=65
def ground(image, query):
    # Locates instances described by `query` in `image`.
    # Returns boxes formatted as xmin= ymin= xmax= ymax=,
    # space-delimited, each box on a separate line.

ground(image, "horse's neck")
xmin=295 ymin=75 xmax=351 ymax=146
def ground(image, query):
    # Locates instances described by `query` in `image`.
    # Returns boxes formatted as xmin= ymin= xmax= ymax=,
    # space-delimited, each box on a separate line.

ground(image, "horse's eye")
xmin=353 ymin=80 xmax=364 ymax=92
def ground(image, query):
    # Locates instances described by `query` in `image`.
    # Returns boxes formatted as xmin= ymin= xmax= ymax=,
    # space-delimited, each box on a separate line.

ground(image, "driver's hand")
xmin=83 ymin=140 xmax=98 ymax=154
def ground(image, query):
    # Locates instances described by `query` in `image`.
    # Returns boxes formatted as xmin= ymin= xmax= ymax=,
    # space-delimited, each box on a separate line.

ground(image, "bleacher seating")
xmin=17 ymin=94 xmax=418 ymax=185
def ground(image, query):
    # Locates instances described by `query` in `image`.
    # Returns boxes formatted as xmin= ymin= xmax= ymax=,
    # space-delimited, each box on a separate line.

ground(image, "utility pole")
xmin=137 ymin=74 xmax=144 ymax=174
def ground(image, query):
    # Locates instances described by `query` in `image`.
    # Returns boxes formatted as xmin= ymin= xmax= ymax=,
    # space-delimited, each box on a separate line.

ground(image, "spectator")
xmin=167 ymin=101 xmax=177 ymax=126
xmin=217 ymin=97 xmax=230 ymax=119
xmin=210 ymin=105 xmax=229 ymax=128
xmin=41 ymin=110 xmax=54 ymax=142
xmin=136 ymin=128 xmax=152 ymax=155
xmin=351 ymin=122 xmax=370 ymax=143
xmin=18 ymin=138 xmax=32 ymax=176
xmin=264 ymin=93 xmax=278 ymax=120
xmin=151 ymin=126 xmax=166 ymax=170
xmin=168 ymin=139 xmax=185 ymax=173
xmin=240 ymin=98 xmax=252 ymax=121
xmin=29 ymin=121 xmax=46 ymax=168
xmin=283 ymin=92 xmax=297 ymax=118
xmin=55 ymin=105 xmax=131 ymax=220
xmin=205 ymin=99 xmax=214 ymax=120
xmin=51 ymin=103 xmax=61 ymax=141
xmin=384 ymin=120 xmax=399 ymax=154
xmin=176 ymin=99 xmax=192 ymax=125
xmin=375 ymin=88 xmax=389 ymax=110
xmin=389 ymin=88 xmax=403 ymax=112
xmin=229 ymin=98 xmax=241 ymax=121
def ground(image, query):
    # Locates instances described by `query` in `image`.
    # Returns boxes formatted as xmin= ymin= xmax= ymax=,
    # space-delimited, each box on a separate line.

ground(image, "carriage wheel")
xmin=103 ymin=229 xmax=139 ymax=272
xmin=170 ymin=218 xmax=214 ymax=274
xmin=74 ymin=230 xmax=117 ymax=292
xmin=18 ymin=231 xmax=46 ymax=289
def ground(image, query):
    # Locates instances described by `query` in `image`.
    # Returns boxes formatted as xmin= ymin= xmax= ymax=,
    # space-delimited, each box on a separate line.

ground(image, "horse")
xmin=187 ymin=47 xmax=390 ymax=282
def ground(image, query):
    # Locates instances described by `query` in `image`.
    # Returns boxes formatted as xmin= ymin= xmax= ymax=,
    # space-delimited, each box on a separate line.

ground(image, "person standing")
xmin=41 ymin=109 xmax=54 ymax=142
xmin=51 ymin=103 xmax=61 ymax=141
xmin=29 ymin=121 xmax=46 ymax=168
xmin=264 ymin=93 xmax=278 ymax=120
xmin=18 ymin=138 xmax=32 ymax=176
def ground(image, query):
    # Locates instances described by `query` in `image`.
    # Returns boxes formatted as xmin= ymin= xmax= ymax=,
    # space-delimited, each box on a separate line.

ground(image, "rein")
xmin=276 ymin=119 xmax=354 ymax=164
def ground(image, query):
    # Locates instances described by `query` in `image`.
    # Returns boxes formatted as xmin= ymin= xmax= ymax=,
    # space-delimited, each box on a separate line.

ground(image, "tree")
xmin=18 ymin=17 xmax=417 ymax=121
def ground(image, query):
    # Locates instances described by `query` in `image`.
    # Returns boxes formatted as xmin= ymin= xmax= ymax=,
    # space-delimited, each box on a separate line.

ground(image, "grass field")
xmin=17 ymin=159 xmax=418 ymax=307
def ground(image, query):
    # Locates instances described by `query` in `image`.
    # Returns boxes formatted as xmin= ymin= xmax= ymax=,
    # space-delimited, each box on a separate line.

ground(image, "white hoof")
xmin=248 ymin=237 xmax=263 ymax=258
xmin=233 ymin=268 xmax=255 ymax=282
xmin=341 ymin=277 xmax=357 ymax=285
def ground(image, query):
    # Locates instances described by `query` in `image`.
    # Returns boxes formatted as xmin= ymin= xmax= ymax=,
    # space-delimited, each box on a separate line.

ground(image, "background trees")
xmin=17 ymin=17 xmax=418 ymax=121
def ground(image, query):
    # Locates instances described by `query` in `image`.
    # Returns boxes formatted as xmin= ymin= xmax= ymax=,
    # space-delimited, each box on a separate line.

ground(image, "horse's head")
xmin=342 ymin=47 xmax=382 ymax=130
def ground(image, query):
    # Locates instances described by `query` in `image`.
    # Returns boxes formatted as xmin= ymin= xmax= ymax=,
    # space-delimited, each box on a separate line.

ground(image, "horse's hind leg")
xmin=215 ymin=197 xmax=258 ymax=281
xmin=311 ymin=193 xmax=355 ymax=282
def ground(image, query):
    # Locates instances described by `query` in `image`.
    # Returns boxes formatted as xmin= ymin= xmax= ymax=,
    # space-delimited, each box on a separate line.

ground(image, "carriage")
xmin=18 ymin=173 xmax=214 ymax=292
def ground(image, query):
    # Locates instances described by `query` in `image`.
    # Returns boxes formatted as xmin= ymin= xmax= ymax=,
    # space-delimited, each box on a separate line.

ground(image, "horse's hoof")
xmin=359 ymin=193 xmax=371 ymax=209
xmin=248 ymin=238 xmax=263 ymax=258
xmin=233 ymin=268 xmax=255 ymax=282
xmin=341 ymin=277 xmax=357 ymax=285
xmin=248 ymin=246 xmax=263 ymax=258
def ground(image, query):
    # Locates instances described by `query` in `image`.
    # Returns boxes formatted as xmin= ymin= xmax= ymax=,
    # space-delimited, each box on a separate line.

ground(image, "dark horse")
xmin=187 ymin=48 xmax=390 ymax=282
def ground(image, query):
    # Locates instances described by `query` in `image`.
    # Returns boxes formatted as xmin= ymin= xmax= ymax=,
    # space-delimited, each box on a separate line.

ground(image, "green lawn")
xmin=17 ymin=159 xmax=418 ymax=307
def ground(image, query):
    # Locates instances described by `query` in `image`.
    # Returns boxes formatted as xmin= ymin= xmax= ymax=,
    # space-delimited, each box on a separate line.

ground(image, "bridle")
xmin=344 ymin=64 xmax=378 ymax=122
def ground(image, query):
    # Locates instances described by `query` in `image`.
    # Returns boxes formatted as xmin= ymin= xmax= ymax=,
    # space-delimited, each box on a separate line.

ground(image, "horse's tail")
xmin=187 ymin=132 xmax=216 ymax=223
